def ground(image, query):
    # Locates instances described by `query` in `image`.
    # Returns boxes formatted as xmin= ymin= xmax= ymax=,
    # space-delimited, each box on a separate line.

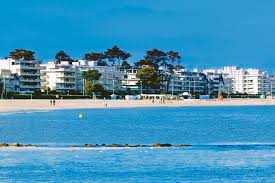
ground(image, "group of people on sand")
xmin=50 ymin=100 xmax=56 ymax=106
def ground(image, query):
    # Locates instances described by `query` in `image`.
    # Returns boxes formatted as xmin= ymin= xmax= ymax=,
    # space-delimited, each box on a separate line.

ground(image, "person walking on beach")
xmin=50 ymin=100 xmax=52 ymax=105
xmin=53 ymin=100 xmax=56 ymax=106
xmin=104 ymin=100 xmax=108 ymax=107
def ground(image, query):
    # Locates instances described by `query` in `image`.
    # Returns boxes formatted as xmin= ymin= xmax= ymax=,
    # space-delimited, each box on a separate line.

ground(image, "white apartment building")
xmin=223 ymin=67 xmax=270 ymax=95
xmin=41 ymin=61 xmax=76 ymax=94
xmin=74 ymin=60 xmax=123 ymax=93
xmin=120 ymin=67 xmax=210 ymax=95
xmin=222 ymin=66 xmax=245 ymax=94
xmin=41 ymin=60 xmax=123 ymax=94
xmin=168 ymin=70 xmax=209 ymax=95
xmin=243 ymin=69 xmax=270 ymax=95
xmin=270 ymin=75 xmax=275 ymax=97
xmin=0 ymin=58 xmax=43 ymax=94
xmin=202 ymin=69 xmax=233 ymax=94
xmin=222 ymin=74 xmax=233 ymax=94
xmin=121 ymin=68 xmax=140 ymax=93
xmin=0 ymin=69 xmax=20 ymax=93
xmin=202 ymin=66 xmax=270 ymax=95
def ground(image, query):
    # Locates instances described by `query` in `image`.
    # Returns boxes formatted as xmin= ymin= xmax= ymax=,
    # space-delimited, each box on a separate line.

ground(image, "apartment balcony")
xmin=14 ymin=60 xmax=39 ymax=64
xmin=57 ymin=68 xmax=75 ymax=72
xmin=124 ymin=78 xmax=140 ymax=81
xmin=56 ymin=80 xmax=76 ymax=84
xmin=56 ymin=86 xmax=76 ymax=90
xmin=20 ymin=66 xmax=40 ymax=70
xmin=20 ymin=85 xmax=43 ymax=89
xmin=20 ymin=72 xmax=42 ymax=76
xmin=20 ymin=78 xmax=44 ymax=82
xmin=0 ymin=75 xmax=16 ymax=80
xmin=1 ymin=83 xmax=18 ymax=88
xmin=57 ymin=74 xmax=75 ymax=78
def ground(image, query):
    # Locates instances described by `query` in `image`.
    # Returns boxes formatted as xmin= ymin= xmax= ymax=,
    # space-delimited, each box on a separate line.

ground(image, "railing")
xmin=20 ymin=85 xmax=43 ymax=89
xmin=57 ymin=74 xmax=75 ymax=78
xmin=20 ymin=72 xmax=42 ymax=76
xmin=56 ymin=86 xmax=76 ymax=90
xmin=20 ymin=66 xmax=39 ymax=70
xmin=56 ymin=80 xmax=76 ymax=84
xmin=58 ymin=68 xmax=75 ymax=72
xmin=20 ymin=79 xmax=44 ymax=82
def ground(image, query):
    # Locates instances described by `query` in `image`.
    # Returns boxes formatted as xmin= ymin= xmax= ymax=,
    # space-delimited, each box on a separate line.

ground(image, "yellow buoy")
xmin=79 ymin=113 xmax=84 ymax=119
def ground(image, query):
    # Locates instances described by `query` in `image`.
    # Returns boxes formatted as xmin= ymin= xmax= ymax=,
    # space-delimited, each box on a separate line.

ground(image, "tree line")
xmin=4 ymin=47 xmax=183 ymax=94
xmin=5 ymin=46 xmax=182 ymax=68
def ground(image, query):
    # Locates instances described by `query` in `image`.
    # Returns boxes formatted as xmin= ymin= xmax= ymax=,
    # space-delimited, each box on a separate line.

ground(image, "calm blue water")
xmin=0 ymin=106 xmax=274 ymax=182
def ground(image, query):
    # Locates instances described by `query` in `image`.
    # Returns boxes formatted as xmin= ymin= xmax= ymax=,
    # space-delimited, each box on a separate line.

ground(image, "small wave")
xmin=0 ymin=110 xmax=50 ymax=116
xmin=205 ymin=142 xmax=275 ymax=146
xmin=0 ymin=146 xmax=134 ymax=151
xmin=0 ymin=143 xmax=274 ymax=152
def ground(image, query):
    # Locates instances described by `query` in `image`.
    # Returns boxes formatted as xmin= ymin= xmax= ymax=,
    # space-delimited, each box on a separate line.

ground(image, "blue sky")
xmin=0 ymin=0 xmax=275 ymax=71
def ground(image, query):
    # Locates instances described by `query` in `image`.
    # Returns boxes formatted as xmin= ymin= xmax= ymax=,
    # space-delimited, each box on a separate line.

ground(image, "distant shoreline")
xmin=0 ymin=99 xmax=275 ymax=112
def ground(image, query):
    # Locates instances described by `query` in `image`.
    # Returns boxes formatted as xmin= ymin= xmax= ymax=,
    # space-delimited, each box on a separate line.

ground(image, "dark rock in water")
xmin=152 ymin=143 xmax=173 ymax=147
xmin=111 ymin=144 xmax=124 ymax=147
xmin=102 ymin=144 xmax=106 ymax=146
xmin=129 ymin=144 xmax=147 ymax=147
xmin=9 ymin=143 xmax=22 ymax=147
xmin=25 ymin=144 xmax=34 ymax=147
xmin=0 ymin=143 xmax=8 ymax=147
xmin=84 ymin=144 xmax=93 ymax=147
xmin=129 ymin=144 xmax=140 ymax=147
xmin=71 ymin=145 xmax=79 ymax=147
xmin=174 ymin=144 xmax=192 ymax=147
xmin=95 ymin=144 xmax=99 ymax=147
xmin=140 ymin=144 xmax=148 ymax=147
xmin=152 ymin=143 xmax=161 ymax=147
xmin=124 ymin=144 xmax=129 ymax=147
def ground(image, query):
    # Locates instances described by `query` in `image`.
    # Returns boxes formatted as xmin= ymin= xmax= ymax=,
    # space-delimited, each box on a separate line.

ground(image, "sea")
xmin=0 ymin=106 xmax=274 ymax=182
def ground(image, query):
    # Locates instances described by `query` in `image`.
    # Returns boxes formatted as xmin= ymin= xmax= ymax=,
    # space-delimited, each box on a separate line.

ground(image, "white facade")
xmin=41 ymin=60 xmax=123 ymax=94
xmin=270 ymin=75 xmax=275 ymax=97
xmin=0 ymin=58 xmax=43 ymax=94
xmin=202 ymin=66 xmax=270 ymax=95
xmin=168 ymin=70 xmax=209 ymax=95
xmin=243 ymin=69 xmax=270 ymax=95
xmin=121 ymin=68 xmax=140 ymax=93
xmin=224 ymin=67 xmax=270 ymax=95
xmin=222 ymin=75 xmax=233 ymax=94
xmin=0 ymin=69 xmax=20 ymax=93
xmin=202 ymin=69 xmax=233 ymax=94
xmin=222 ymin=66 xmax=245 ymax=94
xmin=41 ymin=61 xmax=76 ymax=93
xmin=74 ymin=60 xmax=122 ymax=93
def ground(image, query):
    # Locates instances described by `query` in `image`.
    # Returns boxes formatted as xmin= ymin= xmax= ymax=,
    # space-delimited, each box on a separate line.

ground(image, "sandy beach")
xmin=0 ymin=98 xmax=275 ymax=112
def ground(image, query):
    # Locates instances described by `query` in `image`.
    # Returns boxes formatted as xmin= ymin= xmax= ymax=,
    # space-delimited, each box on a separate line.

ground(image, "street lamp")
xmin=3 ymin=77 xmax=6 ymax=95
xmin=271 ymin=79 xmax=273 ymax=98
xmin=140 ymin=80 xmax=143 ymax=95
xmin=171 ymin=78 xmax=174 ymax=97
xmin=1 ymin=76 xmax=7 ymax=100
xmin=82 ymin=79 xmax=85 ymax=95
xmin=227 ymin=83 xmax=230 ymax=99
xmin=208 ymin=81 xmax=211 ymax=96
xmin=112 ymin=79 xmax=115 ymax=95
xmin=193 ymin=77 xmax=196 ymax=95
xmin=188 ymin=77 xmax=191 ymax=99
